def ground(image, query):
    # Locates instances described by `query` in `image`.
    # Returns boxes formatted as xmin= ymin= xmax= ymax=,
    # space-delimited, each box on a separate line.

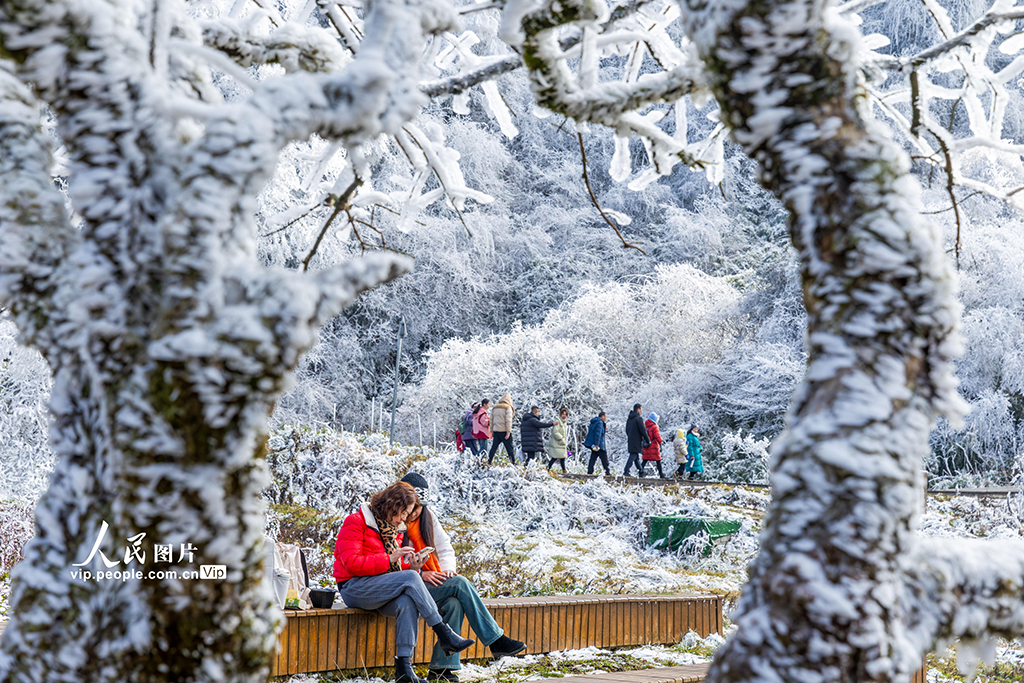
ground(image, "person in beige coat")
xmin=672 ymin=428 xmax=689 ymax=478
xmin=546 ymin=407 xmax=570 ymax=474
xmin=487 ymin=392 xmax=517 ymax=465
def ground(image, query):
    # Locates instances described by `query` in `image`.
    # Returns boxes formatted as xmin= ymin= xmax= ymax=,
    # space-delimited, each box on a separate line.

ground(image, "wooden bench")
xmin=271 ymin=593 xmax=723 ymax=676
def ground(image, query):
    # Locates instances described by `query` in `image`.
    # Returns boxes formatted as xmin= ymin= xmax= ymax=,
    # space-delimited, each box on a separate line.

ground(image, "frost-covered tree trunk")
xmin=0 ymin=1 xmax=454 ymax=681
xmin=504 ymin=0 xmax=1024 ymax=676
xmin=668 ymin=1 xmax=1024 ymax=682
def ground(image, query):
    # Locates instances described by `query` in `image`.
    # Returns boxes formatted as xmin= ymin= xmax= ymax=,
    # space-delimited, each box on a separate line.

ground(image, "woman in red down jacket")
xmin=334 ymin=482 xmax=474 ymax=683
xmin=640 ymin=412 xmax=668 ymax=479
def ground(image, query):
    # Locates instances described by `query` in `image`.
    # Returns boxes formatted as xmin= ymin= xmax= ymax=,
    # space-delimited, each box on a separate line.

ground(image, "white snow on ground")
xmin=275 ymin=631 xmax=727 ymax=683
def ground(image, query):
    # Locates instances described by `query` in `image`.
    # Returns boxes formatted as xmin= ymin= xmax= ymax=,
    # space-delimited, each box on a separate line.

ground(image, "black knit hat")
xmin=401 ymin=472 xmax=429 ymax=498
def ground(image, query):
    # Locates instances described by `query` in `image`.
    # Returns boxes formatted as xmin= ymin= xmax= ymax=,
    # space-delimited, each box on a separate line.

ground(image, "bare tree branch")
xmin=420 ymin=55 xmax=522 ymax=97
xmin=577 ymin=132 xmax=646 ymax=254
xmin=302 ymin=177 xmax=364 ymax=271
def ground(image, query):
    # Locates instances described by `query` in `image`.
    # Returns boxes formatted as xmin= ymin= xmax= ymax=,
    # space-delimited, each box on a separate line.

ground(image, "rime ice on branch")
xmin=5 ymin=0 xmax=1024 ymax=681
xmin=511 ymin=0 xmax=1024 ymax=681
xmin=0 ymin=0 xmax=452 ymax=680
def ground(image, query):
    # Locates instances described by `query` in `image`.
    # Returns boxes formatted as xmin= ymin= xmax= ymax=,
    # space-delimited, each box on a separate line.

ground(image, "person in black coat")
xmin=520 ymin=406 xmax=554 ymax=466
xmin=623 ymin=404 xmax=648 ymax=477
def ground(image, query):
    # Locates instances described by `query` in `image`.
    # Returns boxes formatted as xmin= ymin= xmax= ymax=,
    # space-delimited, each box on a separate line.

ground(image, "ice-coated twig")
xmin=200 ymin=18 xmax=349 ymax=73
xmin=901 ymin=7 xmax=1024 ymax=69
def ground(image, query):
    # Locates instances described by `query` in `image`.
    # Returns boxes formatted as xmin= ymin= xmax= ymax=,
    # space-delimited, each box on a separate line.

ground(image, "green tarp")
xmin=646 ymin=516 xmax=742 ymax=555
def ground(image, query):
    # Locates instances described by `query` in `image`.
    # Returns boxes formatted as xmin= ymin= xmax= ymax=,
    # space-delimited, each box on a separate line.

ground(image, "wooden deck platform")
xmin=558 ymin=663 xmax=710 ymax=683
xmin=271 ymin=593 xmax=723 ymax=676
xmin=522 ymin=662 xmax=925 ymax=683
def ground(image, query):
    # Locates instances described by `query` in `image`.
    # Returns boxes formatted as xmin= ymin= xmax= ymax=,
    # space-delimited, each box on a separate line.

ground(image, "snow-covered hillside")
xmin=265 ymin=426 xmax=765 ymax=599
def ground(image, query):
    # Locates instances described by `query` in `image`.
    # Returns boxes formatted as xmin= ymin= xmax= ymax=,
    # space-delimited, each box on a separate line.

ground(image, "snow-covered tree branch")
xmin=908 ymin=538 xmax=1024 ymax=646
xmin=0 ymin=0 xmax=440 ymax=680
xmin=200 ymin=18 xmax=349 ymax=73
xmin=516 ymin=0 xmax=709 ymax=184
xmin=658 ymin=0 xmax=1024 ymax=681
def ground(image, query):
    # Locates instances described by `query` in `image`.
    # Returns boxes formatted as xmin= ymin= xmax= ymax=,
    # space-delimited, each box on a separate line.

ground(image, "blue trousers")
xmin=427 ymin=575 xmax=503 ymax=671
xmin=339 ymin=571 xmax=443 ymax=658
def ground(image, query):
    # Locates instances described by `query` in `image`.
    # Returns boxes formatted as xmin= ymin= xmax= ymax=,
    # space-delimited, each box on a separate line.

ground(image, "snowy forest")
xmin=3 ymin=0 xmax=1024 ymax=682
xmin=5 ymin=0 xmax=1024 ymax=497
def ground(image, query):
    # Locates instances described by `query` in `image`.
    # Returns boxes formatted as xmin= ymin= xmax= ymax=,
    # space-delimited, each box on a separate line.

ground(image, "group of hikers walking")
xmin=457 ymin=397 xmax=705 ymax=479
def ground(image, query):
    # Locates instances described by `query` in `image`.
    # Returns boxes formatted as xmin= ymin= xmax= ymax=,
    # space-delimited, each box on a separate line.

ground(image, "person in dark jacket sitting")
xmin=520 ymin=406 xmax=554 ymax=467
xmin=623 ymin=404 xmax=647 ymax=477
xmin=583 ymin=411 xmax=610 ymax=475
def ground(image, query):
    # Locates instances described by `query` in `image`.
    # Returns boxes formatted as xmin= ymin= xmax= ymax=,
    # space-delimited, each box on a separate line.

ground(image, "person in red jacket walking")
xmin=334 ymin=482 xmax=475 ymax=683
xmin=640 ymin=412 xmax=668 ymax=479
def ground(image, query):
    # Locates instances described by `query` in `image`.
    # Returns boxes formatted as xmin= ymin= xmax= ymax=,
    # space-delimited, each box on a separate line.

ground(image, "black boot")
xmin=395 ymin=656 xmax=426 ymax=683
xmin=489 ymin=634 xmax=527 ymax=658
xmin=432 ymin=622 xmax=475 ymax=656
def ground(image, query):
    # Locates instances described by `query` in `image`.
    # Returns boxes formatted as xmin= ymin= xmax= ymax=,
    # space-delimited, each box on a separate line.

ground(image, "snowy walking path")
xmin=548 ymin=663 xmax=709 ymax=683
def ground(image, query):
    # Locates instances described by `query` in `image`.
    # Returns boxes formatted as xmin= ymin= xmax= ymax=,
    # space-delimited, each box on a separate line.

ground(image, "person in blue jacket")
xmin=686 ymin=425 xmax=704 ymax=480
xmin=583 ymin=411 xmax=609 ymax=475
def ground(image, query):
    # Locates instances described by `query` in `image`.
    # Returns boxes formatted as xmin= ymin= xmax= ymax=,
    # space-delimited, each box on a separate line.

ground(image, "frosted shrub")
xmin=711 ymin=342 xmax=805 ymax=442
xmin=404 ymin=262 xmax=764 ymax=466
xmin=0 ymin=501 xmax=34 ymax=619
xmin=403 ymin=321 xmax=610 ymax=429
xmin=0 ymin=316 xmax=54 ymax=501
xmin=708 ymin=431 xmax=772 ymax=485
xmin=678 ymin=532 xmax=712 ymax=557
xmin=1009 ymin=458 xmax=1024 ymax=530
xmin=925 ymin=215 xmax=1024 ymax=485
xmin=929 ymin=390 xmax=1019 ymax=486
xmin=271 ymin=323 xmax=371 ymax=432
xmin=545 ymin=263 xmax=744 ymax=378
xmin=264 ymin=427 xmax=421 ymax=515
xmin=0 ymin=501 xmax=33 ymax=579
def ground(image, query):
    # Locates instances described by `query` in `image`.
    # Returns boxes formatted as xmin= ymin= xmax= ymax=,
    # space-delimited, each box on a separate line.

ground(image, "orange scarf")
xmin=406 ymin=517 xmax=442 ymax=573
